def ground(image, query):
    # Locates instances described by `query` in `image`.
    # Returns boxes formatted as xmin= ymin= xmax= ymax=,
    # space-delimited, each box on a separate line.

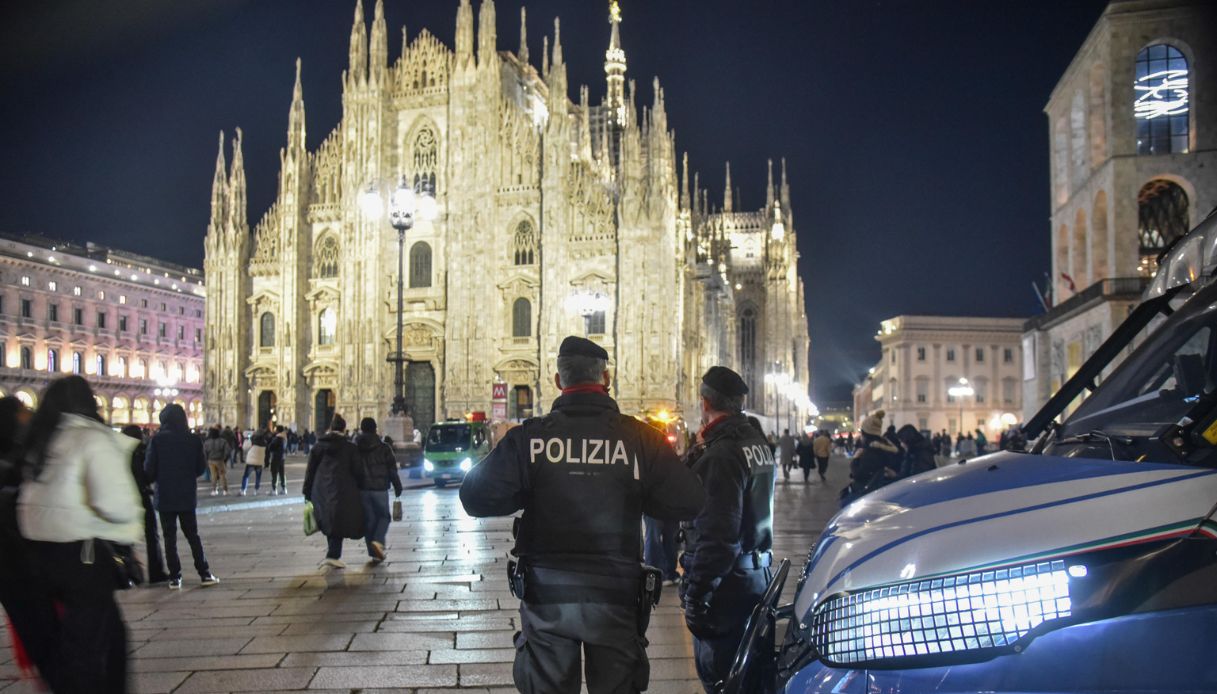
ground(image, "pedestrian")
xmin=958 ymin=432 xmax=978 ymax=458
xmin=680 ymin=366 xmax=776 ymax=693
xmin=777 ymin=428 xmax=795 ymax=482
xmin=813 ymin=429 xmax=832 ymax=482
xmin=240 ymin=427 xmax=267 ymax=496
xmin=17 ymin=376 xmax=141 ymax=693
xmin=302 ymin=414 xmax=366 ymax=569
xmin=146 ymin=404 xmax=220 ymax=590
xmin=355 ymin=417 xmax=401 ymax=563
xmin=975 ymin=428 xmax=988 ymax=455
xmin=460 ymin=336 xmax=705 ymax=694
xmin=842 ymin=410 xmax=900 ymax=505
xmin=203 ymin=427 xmax=231 ymax=495
xmin=121 ymin=425 xmax=169 ymax=584
xmin=941 ymin=431 xmax=954 ymax=458
xmin=895 ymin=424 xmax=937 ymax=478
xmin=796 ymin=432 xmax=814 ymax=483
xmin=0 ymin=396 xmax=58 ymax=687
xmin=644 ymin=515 xmax=680 ymax=584
xmin=268 ymin=425 xmax=287 ymax=495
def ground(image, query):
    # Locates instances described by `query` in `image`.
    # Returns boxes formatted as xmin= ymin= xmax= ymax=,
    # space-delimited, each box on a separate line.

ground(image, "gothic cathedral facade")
xmin=203 ymin=0 xmax=810 ymax=433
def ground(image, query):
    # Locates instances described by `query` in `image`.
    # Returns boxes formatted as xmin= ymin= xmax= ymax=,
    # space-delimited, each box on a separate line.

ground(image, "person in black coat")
xmin=121 ymin=425 xmax=168 ymax=584
xmin=895 ymin=424 xmax=938 ymax=478
xmin=267 ymin=426 xmax=287 ymax=495
xmin=145 ymin=404 xmax=218 ymax=588
xmin=303 ymin=414 xmax=366 ymax=569
xmin=355 ymin=417 xmax=401 ymax=563
xmin=841 ymin=410 xmax=900 ymax=507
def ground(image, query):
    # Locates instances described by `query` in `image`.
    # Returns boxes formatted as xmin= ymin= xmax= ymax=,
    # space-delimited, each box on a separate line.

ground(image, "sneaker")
xmin=221 ymin=489 xmax=228 ymax=496
xmin=210 ymin=489 xmax=218 ymax=497
xmin=239 ymin=489 xmax=247 ymax=497
xmin=322 ymin=558 xmax=346 ymax=569
xmin=369 ymin=541 xmax=386 ymax=561
xmin=168 ymin=578 xmax=182 ymax=590
xmin=200 ymin=573 xmax=220 ymax=587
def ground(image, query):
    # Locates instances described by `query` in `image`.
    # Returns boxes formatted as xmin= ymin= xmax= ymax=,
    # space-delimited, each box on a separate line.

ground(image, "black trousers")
xmin=141 ymin=496 xmax=168 ymax=582
xmin=326 ymin=534 xmax=345 ymax=559
xmin=159 ymin=510 xmax=210 ymax=580
xmin=689 ymin=568 xmax=772 ymax=693
xmin=27 ymin=540 xmax=129 ymax=694
xmin=515 ymin=601 xmax=647 ymax=694
xmin=816 ymin=456 xmax=829 ymax=478
xmin=0 ymin=539 xmax=58 ymax=684
xmin=269 ymin=457 xmax=286 ymax=490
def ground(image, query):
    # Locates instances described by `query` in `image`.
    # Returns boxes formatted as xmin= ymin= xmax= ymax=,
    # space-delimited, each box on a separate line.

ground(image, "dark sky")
xmin=0 ymin=0 xmax=1108 ymax=405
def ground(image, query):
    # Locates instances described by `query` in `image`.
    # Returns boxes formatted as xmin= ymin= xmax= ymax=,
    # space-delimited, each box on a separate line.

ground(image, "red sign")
xmin=492 ymin=383 xmax=508 ymax=400
xmin=492 ymin=402 xmax=508 ymax=421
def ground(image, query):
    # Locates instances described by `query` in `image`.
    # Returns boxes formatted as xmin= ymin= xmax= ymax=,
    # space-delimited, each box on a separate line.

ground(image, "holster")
xmin=636 ymin=564 xmax=663 ymax=637
xmin=507 ymin=558 xmax=526 ymax=599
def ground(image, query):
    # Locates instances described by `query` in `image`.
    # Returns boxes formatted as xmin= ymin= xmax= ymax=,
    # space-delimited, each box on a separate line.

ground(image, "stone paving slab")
xmin=174 ymin=667 xmax=318 ymax=693
xmin=307 ymin=664 xmax=459 ymax=689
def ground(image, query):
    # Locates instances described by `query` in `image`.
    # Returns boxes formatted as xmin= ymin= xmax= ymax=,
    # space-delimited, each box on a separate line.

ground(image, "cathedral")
xmin=203 ymin=0 xmax=810 ymax=434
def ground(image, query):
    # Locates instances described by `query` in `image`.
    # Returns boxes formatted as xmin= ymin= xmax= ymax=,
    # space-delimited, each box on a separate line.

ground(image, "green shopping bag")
xmin=303 ymin=500 xmax=319 ymax=536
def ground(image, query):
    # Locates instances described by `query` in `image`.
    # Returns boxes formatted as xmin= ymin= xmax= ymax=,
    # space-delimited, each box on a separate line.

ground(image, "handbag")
xmin=392 ymin=498 xmax=403 ymax=522
xmin=303 ymin=500 xmax=319 ymax=536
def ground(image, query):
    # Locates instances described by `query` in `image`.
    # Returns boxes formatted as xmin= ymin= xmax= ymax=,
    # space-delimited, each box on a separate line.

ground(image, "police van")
xmin=422 ymin=416 xmax=492 ymax=488
xmin=721 ymin=209 xmax=1217 ymax=694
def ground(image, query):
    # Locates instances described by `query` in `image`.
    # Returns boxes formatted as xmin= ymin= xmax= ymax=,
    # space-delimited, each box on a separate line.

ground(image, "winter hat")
xmin=360 ymin=417 xmax=377 ymax=434
xmin=860 ymin=410 xmax=885 ymax=437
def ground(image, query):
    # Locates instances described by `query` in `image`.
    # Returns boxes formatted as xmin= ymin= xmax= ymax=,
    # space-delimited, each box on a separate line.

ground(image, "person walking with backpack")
xmin=354 ymin=418 xmax=401 ymax=563
xmin=145 ymin=404 xmax=219 ymax=590
xmin=302 ymin=415 xmax=366 ymax=568
xmin=203 ymin=427 xmax=230 ymax=495
xmin=17 ymin=376 xmax=142 ymax=693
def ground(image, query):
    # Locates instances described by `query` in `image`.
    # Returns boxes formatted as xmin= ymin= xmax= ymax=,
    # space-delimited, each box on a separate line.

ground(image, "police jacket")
xmin=459 ymin=389 xmax=705 ymax=578
xmin=681 ymin=414 xmax=775 ymax=600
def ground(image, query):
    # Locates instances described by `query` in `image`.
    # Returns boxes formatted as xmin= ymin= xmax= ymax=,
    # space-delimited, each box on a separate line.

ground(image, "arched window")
xmin=409 ymin=242 xmax=432 ymax=288
xmin=47 ymin=348 xmax=58 ymax=373
xmin=72 ymin=351 xmax=82 ymax=375
xmin=512 ymin=220 xmax=537 ymax=265
xmin=260 ymin=312 xmax=275 ymax=348
xmin=1135 ymin=44 xmax=1189 ymax=155
xmin=512 ymin=298 xmax=531 ymax=338
xmin=318 ymin=308 xmax=336 ymax=346
xmin=739 ymin=306 xmax=757 ymax=388
xmin=412 ymin=126 xmax=438 ymax=193
xmin=314 ymin=236 xmax=340 ymax=278
xmin=96 ymin=354 xmax=106 ymax=377
xmin=19 ymin=347 xmax=31 ymax=370
xmin=117 ymin=356 xmax=127 ymax=378
xmin=1138 ymin=179 xmax=1189 ymax=275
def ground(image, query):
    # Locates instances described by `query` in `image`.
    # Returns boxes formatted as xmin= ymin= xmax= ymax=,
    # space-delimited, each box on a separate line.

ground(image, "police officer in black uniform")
xmin=460 ymin=336 xmax=705 ymax=694
xmin=680 ymin=366 xmax=777 ymax=693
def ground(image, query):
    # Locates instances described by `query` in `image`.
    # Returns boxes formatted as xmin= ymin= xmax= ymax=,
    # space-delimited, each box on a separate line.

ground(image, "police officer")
xmin=680 ymin=366 xmax=777 ymax=693
xmin=460 ymin=336 xmax=705 ymax=694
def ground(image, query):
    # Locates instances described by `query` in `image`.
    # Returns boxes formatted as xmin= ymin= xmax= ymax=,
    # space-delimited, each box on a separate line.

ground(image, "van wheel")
xmin=434 ymin=480 xmax=447 ymax=489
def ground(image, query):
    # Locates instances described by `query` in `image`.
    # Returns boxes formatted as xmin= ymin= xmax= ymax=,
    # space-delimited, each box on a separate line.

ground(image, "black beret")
xmin=702 ymin=366 xmax=749 ymax=396
xmin=558 ymin=335 xmax=609 ymax=360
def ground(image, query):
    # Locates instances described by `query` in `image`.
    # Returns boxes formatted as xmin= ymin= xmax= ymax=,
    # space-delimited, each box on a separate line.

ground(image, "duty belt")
xmin=734 ymin=550 xmax=773 ymax=570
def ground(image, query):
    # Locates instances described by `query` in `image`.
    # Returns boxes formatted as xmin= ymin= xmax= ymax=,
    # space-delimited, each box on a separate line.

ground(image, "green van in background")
xmin=421 ymin=418 xmax=492 ymax=487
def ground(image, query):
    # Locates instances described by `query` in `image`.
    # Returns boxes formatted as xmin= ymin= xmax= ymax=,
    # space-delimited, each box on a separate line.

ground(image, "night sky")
xmin=0 ymin=0 xmax=1109 ymax=405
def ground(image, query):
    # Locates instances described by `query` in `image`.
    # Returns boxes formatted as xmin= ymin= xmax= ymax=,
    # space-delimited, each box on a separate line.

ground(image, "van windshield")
xmin=427 ymin=424 xmax=471 ymax=452
xmin=1060 ymin=283 xmax=1217 ymax=439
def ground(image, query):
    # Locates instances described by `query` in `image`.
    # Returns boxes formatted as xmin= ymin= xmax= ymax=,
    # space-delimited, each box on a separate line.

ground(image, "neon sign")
xmin=1134 ymin=69 xmax=1188 ymax=120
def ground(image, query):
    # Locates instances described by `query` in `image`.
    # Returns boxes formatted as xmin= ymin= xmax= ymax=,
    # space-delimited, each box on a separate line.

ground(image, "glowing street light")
xmin=947 ymin=377 xmax=975 ymax=435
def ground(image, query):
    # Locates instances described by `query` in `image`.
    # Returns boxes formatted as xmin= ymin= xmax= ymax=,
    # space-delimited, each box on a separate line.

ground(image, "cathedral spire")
xmin=227 ymin=128 xmax=248 ymax=232
xmin=680 ymin=152 xmax=690 ymax=210
xmin=369 ymin=0 xmax=387 ymax=83
xmin=541 ymin=35 xmax=550 ymax=78
xmin=766 ymin=158 xmax=774 ymax=207
xmin=287 ymin=58 xmax=306 ymax=153
xmin=518 ymin=6 xmax=529 ymax=66
xmin=605 ymin=0 xmax=627 ymax=126
xmin=402 ymin=25 xmax=408 ymax=57
xmin=547 ymin=18 xmax=567 ymax=113
xmin=348 ymin=0 xmax=367 ymax=84
xmin=209 ymin=131 xmax=227 ymax=233
xmin=723 ymin=161 xmax=733 ymax=213
xmin=780 ymin=157 xmax=791 ymax=212
xmin=477 ymin=0 xmax=497 ymax=69
xmin=455 ymin=0 xmax=474 ymax=68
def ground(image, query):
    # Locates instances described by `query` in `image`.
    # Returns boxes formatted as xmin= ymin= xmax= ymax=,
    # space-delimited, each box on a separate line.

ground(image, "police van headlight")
xmin=423 ymin=459 xmax=434 ymax=472
xmin=811 ymin=559 xmax=1075 ymax=667
xmin=459 ymin=457 xmax=473 ymax=472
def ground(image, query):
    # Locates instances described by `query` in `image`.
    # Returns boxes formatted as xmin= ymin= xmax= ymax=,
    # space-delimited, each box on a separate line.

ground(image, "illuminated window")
xmin=96 ymin=354 xmax=106 ymax=376
xmin=318 ymin=308 xmax=336 ymax=346
xmin=512 ymin=298 xmax=531 ymax=338
xmin=119 ymin=295 xmax=126 ymax=305
xmin=260 ymin=312 xmax=275 ymax=347
xmin=47 ymin=349 xmax=58 ymax=372
xmin=409 ymin=242 xmax=432 ymax=288
xmin=314 ymin=236 xmax=339 ymax=278
xmin=117 ymin=356 xmax=127 ymax=377
xmin=73 ymin=286 xmax=81 ymax=296
xmin=71 ymin=351 xmax=82 ymax=375
xmin=1138 ymin=179 xmax=1189 ymax=275
xmin=1135 ymin=44 xmax=1189 ymax=155
xmin=19 ymin=276 xmax=29 ymax=287
xmin=47 ymin=281 xmax=56 ymax=292
xmin=512 ymin=221 xmax=537 ymax=265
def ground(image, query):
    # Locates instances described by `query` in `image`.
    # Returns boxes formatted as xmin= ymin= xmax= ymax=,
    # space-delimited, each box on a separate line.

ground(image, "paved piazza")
xmin=0 ymin=456 xmax=844 ymax=693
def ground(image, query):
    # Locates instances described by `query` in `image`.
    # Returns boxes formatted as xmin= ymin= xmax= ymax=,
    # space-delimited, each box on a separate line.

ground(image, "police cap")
xmin=701 ymin=366 xmax=749 ymax=396
xmin=558 ymin=335 xmax=609 ymax=360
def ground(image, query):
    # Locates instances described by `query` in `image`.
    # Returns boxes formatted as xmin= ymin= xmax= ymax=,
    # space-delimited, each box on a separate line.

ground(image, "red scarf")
xmin=561 ymin=384 xmax=609 ymax=395
xmin=698 ymin=414 xmax=731 ymax=443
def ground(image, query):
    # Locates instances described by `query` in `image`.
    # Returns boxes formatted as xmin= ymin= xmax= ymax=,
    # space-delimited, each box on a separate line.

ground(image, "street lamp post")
xmin=360 ymin=175 xmax=437 ymax=417
xmin=947 ymin=377 xmax=974 ymax=435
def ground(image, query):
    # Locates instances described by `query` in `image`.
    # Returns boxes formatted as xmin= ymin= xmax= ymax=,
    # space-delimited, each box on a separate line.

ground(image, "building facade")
xmin=854 ymin=316 xmax=1025 ymax=436
xmin=203 ymin=0 xmax=810 ymax=433
xmin=0 ymin=234 xmax=206 ymax=426
xmin=1024 ymin=0 xmax=1216 ymax=418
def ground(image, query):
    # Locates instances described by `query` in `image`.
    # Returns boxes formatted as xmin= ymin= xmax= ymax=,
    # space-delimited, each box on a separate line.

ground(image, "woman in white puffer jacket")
xmin=18 ymin=376 xmax=141 ymax=693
